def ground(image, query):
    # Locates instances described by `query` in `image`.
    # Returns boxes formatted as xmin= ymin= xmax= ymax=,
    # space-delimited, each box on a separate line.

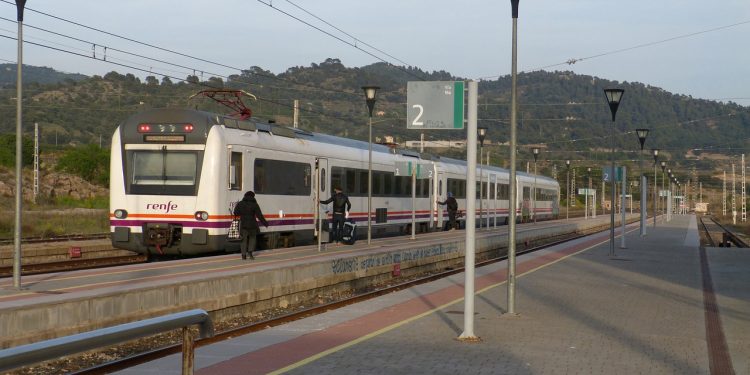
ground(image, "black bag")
xmin=227 ymin=216 xmax=241 ymax=241
xmin=341 ymin=219 xmax=357 ymax=245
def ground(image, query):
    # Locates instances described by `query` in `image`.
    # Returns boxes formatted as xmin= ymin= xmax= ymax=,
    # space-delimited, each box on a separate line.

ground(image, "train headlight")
xmin=114 ymin=209 xmax=128 ymax=219
xmin=194 ymin=211 xmax=209 ymax=221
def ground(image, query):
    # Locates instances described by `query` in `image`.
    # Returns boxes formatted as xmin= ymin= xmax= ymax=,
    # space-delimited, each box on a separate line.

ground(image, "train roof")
xmin=120 ymin=108 xmax=557 ymax=184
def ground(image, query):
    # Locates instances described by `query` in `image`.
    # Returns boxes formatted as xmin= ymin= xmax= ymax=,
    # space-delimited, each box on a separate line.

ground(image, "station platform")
xmin=119 ymin=214 xmax=749 ymax=374
xmin=0 ymin=215 xmax=629 ymax=349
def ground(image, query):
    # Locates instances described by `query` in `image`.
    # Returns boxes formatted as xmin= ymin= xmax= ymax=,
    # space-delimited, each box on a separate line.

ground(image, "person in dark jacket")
xmin=233 ymin=191 xmax=268 ymax=260
xmin=437 ymin=192 xmax=459 ymax=230
xmin=319 ymin=186 xmax=351 ymax=244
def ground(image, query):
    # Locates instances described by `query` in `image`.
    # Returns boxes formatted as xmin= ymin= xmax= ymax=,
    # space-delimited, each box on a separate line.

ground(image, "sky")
xmin=1 ymin=0 xmax=749 ymax=105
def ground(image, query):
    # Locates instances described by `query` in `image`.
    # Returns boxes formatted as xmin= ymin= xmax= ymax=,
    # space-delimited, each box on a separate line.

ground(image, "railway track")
xmin=0 ymin=255 xmax=148 ymax=278
xmin=76 ymin=233 xmax=586 ymax=374
xmin=0 ymin=233 xmax=109 ymax=246
xmin=698 ymin=216 xmax=748 ymax=248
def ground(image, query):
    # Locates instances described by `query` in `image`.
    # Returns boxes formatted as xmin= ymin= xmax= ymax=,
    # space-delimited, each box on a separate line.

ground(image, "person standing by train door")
xmin=320 ymin=186 xmax=351 ymax=244
xmin=233 ymin=191 xmax=269 ymax=260
xmin=437 ymin=192 xmax=459 ymax=230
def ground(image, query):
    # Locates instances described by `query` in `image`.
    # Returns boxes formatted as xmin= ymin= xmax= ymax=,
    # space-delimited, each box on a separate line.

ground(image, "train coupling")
xmin=143 ymin=223 xmax=182 ymax=249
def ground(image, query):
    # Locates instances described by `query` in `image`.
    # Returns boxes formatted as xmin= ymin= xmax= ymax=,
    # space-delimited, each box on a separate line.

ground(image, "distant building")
xmin=695 ymin=202 xmax=709 ymax=214
xmin=403 ymin=140 xmax=467 ymax=149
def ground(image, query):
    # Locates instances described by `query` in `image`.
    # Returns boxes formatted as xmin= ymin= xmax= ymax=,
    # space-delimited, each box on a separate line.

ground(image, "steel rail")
xmin=0 ymin=255 xmax=147 ymax=277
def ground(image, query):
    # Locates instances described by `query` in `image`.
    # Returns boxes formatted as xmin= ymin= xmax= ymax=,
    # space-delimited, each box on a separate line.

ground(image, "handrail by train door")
xmin=315 ymin=158 xmax=328 ymax=252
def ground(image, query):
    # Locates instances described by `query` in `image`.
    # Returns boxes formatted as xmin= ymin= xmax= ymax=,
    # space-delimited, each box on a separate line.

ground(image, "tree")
xmin=0 ymin=133 xmax=33 ymax=167
xmin=56 ymin=144 xmax=110 ymax=185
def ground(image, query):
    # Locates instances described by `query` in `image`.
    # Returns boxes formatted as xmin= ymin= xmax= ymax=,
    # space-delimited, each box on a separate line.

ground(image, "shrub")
xmin=56 ymin=144 xmax=110 ymax=185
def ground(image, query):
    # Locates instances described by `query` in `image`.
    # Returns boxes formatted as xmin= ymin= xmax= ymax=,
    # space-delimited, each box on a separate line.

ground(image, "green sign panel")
xmin=406 ymin=81 xmax=465 ymax=129
xmin=602 ymin=166 xmax=625 ymax=182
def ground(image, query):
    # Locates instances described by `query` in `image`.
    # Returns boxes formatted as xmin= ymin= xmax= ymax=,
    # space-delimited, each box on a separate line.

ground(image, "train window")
xmin=229 ymin=151 xmax=242 ymax=190
xmin=254 ymin=159 xmax=311 ymax=196
xmin=372 ymin=171 xmax=381 ymax=195
xmin=498 ymin=183 xmax=509 ymax=200
xmin=346 ymin=169 xmax=356 ymax=195
xmin=331 ymin=167 xmax=344 ymax=192
xmin=523 ymin=187 xmax=531 ymax=200
xmin=384 ymin=172 xmax=393 ymax=195
xmin=447 ymin=178 xmax=466 ymax=198
xmin=127 ymin=150 xmax=202 ymax=196
xmin=438 ymin=180 xmax=442 ymax=196
xmin=358 ymin=170 xmax=368 ymax=196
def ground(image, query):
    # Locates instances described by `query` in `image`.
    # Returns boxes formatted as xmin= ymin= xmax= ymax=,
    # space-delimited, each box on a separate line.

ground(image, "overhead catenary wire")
xmin=283 ymin=0 xmax=413 ymax=68
xmin=477 ymin=19 xmax=750 ymax=80
xmin=0 ymin=0 xmax=361 ymax=98
xmin=255 ymin=0 xmax=427 ymax=82
xmin=0 ymin=33 xmax=360 ymax=125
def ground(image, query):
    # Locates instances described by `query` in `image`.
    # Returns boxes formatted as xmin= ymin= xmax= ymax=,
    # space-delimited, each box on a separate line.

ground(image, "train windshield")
xmin=126 ymin=150 xmax=204 ymax=195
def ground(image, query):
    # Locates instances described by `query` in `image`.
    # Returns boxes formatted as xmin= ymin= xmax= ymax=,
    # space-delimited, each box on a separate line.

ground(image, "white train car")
xmin=109 ymin=108 xmax=560 ymax=255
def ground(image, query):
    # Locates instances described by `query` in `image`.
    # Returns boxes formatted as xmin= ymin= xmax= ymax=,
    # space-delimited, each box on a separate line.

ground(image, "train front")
xmin=109 ymin=108 xmax=221 ymax=256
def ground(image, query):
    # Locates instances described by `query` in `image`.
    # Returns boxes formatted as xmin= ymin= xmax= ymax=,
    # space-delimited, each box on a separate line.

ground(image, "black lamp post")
xmin=586 ymin=167 xmax=592 ymax=219
xmin=652 ymin=149 xmax=659 ymax=227
xmin=532 ymin=147 xmax=539 ymax=223
xmin=478 ymin=126 xmax=487 ymax=228
xmin=660 ymin=161 xmax=666 ymax=219
xmin=362 ymin=85 xmax=379 ymax=244
xmin=566 ymin=159 xmax=571 ymax=221
xmin=604 ymin=88 xmax=624 ymax=257
xmin=635 ymin=128 xmax=649 ymax=236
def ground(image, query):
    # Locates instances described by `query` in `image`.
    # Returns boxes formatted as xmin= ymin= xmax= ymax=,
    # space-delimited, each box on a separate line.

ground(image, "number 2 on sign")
xmin=411 ymin=104 xmax=424 ymax=126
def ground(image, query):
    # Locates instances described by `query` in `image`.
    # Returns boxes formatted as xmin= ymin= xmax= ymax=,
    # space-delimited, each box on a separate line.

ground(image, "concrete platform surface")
xmin=116 ymin=214 xmax=748 ymax=375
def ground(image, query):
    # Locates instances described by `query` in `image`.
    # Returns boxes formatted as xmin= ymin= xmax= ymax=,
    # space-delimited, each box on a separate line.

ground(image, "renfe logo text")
xmin=146 ymin=201 xmax=178 ymax=213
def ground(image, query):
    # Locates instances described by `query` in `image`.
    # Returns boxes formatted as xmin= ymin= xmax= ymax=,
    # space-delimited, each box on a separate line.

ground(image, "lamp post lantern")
xmin=532 ymin=148 xmax=539 ymax=223
xmin=652 ymin=149 xmax=659 ymax=228
xmin=478 ymin=127 xmax=487 ymax=229
xmin=604 ymin=88 xmax=624 ymax=257
xmin=565 ymin=159 xmax=570 ymax=221
xmin=361 ymin=85 xmax=379 ymax=245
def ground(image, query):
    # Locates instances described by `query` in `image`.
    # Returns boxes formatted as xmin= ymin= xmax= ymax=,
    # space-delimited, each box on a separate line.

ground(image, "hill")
xmin=0 ymin=60 xmax=747 ymax=189
xmin=0 ymin=64 xmax=87 ymax=86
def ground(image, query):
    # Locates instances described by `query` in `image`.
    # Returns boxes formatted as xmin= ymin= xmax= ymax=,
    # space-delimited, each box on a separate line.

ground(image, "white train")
xmin=109 ymin=108 xmax=560 ymax=255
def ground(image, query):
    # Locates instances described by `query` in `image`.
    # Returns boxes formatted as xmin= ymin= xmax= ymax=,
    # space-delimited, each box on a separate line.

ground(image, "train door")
xmin=434 ymin=170 xmax=445 ymax=230
xmin=314 ymin=158 xmax=329 ymax=247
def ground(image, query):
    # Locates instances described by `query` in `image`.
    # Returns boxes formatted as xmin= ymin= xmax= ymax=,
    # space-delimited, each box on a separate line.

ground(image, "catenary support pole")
xmin=507 ymin=0 xmax=520 ymax=315
xmin=13 ymin=0 xmax=27 ymax=290
xmin=459 ymin=80 xmax=478 ymax=340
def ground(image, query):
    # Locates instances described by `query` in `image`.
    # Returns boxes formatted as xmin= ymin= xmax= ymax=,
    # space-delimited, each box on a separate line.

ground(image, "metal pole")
xmin=639 ymin=151 xmax=645 ymax=236
xmin=566 ymin=167 xmax=569 ymax=220
xmin=13 ymin=0 xmax=26 ymax=290
xmin=293 ymin=99 xmax=299 ymax=128
xmin=33 ymin=122 xmax=38 ymax=203
xmin=533 ymin=161 xmax=537 ymax=224
xmin=621 ymin=166 xmax=626 ymax=249
xmin=653 ymin=162 xmax=657 ymax=228
xmin=411 ymin=169 xmax=416 ymax=240
xmin=507 ymin=0 xmax=519 ymax=315
xmin=181 ymin=327 xmax=195 ymax=375
xmin=459 ymin=80 xmax=478 ymax=340
xmin=367 ymin=116 xmax=372 ymax=244
xmin=610 ymin=124 xmax=616 ymax=257
xmin=479 ymin=146 xmax=483 ymax=229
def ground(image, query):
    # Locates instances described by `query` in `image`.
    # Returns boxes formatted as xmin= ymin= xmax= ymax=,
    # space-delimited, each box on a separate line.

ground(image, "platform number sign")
xmin=407 ymin=81 xmax=465 ymax=129
xmin=602 ymin=166 xmax=624 ymax=182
